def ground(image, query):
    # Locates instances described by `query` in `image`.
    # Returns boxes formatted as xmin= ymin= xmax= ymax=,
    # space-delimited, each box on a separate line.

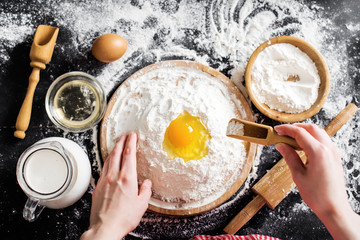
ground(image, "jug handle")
xmin=23 ymin=197 xmax=45 ymax=222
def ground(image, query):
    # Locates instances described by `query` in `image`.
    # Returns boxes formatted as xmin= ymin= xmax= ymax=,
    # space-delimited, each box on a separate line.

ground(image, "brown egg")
xmin=91 ymin=33 xmax=127 ymax=63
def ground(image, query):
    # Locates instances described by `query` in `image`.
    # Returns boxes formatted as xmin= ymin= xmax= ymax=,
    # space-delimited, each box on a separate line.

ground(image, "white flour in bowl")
xmin=104 ymin=64 xmax=249 ymax=208
xmin=251 ymin=43 xmax=321 ymax=113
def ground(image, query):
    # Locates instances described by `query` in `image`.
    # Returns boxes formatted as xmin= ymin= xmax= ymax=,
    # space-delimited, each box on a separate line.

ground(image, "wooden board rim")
xmin=100 ymin=60 xmax=257 ymax=216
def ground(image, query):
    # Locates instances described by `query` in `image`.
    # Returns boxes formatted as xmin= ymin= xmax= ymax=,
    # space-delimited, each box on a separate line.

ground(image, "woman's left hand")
xmin=81 ymin=132 xmax=152 ymax=240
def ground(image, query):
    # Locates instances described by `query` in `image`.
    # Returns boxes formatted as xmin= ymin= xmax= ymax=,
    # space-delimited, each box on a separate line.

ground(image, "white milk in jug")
xmin=17 ymin=137 xmax=91 ymax=221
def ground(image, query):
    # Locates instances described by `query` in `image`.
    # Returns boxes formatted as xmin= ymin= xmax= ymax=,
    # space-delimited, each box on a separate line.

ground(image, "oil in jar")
xmin=53 ymin=80 xmax=101 ymax=129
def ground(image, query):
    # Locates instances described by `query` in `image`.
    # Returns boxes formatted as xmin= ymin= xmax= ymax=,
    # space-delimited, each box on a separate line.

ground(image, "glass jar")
xmin=45 ymin=71 xmax=106 ymax=132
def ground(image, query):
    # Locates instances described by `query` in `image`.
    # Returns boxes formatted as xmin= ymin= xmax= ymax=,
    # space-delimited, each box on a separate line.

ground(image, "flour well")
xmin=251 ymin=43 xmax=320 ymax=113
xmin=104 ymin=64 xmax=248 ymax=208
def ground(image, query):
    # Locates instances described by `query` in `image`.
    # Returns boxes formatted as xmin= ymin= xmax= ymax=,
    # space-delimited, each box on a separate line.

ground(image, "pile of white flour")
xmin=251 ymin=43 xmax=320 ymax=113
xmin=104 ymin=64 xmax=248 ymax=208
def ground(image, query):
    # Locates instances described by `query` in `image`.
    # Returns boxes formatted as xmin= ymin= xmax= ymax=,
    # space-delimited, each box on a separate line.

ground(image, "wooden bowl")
xmin=100 ymin=60 xmax=257 ymax=216
xmin=245 ymin=36 xmax=330 ymax=122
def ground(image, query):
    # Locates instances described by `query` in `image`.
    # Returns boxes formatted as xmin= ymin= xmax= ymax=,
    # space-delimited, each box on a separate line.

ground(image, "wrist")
xmin=316 ymin=204 xmax=360 ymax=240
xmin=81 ymin=223 xmax=128 ymax=240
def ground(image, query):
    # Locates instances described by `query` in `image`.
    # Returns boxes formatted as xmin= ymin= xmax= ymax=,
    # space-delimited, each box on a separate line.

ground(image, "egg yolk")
xmin=162 ymin=111 xmax=211 ymax=162
xmin=168 ymin=120 xmax=194 ymax=147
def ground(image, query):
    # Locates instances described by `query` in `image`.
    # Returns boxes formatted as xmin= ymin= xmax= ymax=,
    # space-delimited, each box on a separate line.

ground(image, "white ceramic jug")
xmin=16 ymin=137 xmax=91 ymax=222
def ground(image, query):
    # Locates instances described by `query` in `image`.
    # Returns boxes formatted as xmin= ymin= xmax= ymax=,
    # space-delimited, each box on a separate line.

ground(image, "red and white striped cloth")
xmin=190 ymin=234 xmax=280 ymax=240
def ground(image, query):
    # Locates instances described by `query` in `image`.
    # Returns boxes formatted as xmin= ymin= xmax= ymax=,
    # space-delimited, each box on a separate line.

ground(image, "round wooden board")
xmin=100 ymin=60 xmax=257 ymax=216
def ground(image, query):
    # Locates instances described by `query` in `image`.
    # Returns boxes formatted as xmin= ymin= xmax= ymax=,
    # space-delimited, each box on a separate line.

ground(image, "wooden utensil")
xmin=224 ymin=103 xmax=358 ymax=234
xmin=227 ymin=118 xmax=301 ymax=150
xmin=14 ymin=25 xmax=59 ymax=139
xmin=245 ymin=36 xmax=330 ymax=122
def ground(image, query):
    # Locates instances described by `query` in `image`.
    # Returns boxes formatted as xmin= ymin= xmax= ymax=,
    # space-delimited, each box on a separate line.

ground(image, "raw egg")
xmin=91 ymin=33 xmax=127 ymax=63
xmin=162 ymin=111 xmax=211 ymax=162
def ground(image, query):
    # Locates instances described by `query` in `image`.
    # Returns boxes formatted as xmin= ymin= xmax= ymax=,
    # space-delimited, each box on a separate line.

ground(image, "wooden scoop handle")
xmin=14 ymin=68 xmax=41 ymax=139
xmin=270 ymin=131 xmax=301 ymax=150
xmin=224 ymin=103 xmax=358 ymax=234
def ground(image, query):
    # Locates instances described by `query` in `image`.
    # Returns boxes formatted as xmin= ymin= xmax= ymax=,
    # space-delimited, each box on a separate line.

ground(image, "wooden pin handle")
xmin=14 ymin=68 xmax=40 ymax=139
xmin=223 ymin=195 xmax=266 ymax=234
xmin=324 ymin=103 xmax=358 ymax=137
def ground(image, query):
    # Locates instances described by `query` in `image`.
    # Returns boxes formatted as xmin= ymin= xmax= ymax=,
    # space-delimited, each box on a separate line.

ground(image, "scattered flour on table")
xmin=0 ymin=13 xmax=34 ymax=62
xmin=1 ymin=0 xmax=359 ymax=238
xmin=346 ymin=23 xmax=360 ymax=32
xmin=251 ymin=43 xmax=320 ymax=113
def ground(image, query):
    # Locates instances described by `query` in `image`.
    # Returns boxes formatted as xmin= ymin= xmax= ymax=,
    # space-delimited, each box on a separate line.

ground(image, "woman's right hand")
xmin=275 ymin=124 xmax=360 ymax=240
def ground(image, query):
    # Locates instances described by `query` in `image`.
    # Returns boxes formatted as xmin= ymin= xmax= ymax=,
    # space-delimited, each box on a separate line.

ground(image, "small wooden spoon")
xmin=226 ymin=118 xmax=301 ymax=150
xmin=14 ymin=25 xmax=59 ymax=139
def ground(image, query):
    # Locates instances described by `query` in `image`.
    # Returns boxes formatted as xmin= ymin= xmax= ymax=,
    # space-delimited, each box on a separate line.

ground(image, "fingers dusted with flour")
xmin=81 ymin=132 xmax=152 ymax=240
xmin=138 ymin=179 xmax=152 ymax=210
xmin=293 ymin=123 xmax=334 ymax=146
xmin=121 ymin=132 xmax=138 ymax=185
xmin=108 ymin=134 xmax=127 ymax=178
xmin=274 ymin=124 xmax=360 ymax=240
xmin=119 ymin=132 xmax=152 ymax=216
xmin=275 ymin=143 xmax=305 ymax=180
xmin=274 ymin=124 xmax=320 ymax=156
xmin=118 ymin=132 xmax=152 ymax=204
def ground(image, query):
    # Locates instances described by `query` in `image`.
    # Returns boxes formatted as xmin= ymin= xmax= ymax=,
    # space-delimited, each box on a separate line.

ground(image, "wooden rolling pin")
xmin=14 ymin=25 xmax=59 ymax=139
xmin=224 ymin=103 xmax=358 ymax=234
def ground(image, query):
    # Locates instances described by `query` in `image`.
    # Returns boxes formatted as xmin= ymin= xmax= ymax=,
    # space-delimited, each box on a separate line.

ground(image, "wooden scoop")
xmin=14 ymin=25 xmax=59 ymax=139
xmin=227 ymin=119 xmax=301 ymax=150
xmin=224 ymin=103 xmax=358 ymax=234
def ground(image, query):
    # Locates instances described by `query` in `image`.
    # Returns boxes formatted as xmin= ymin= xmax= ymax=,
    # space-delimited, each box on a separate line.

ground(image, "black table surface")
xmin=1 ymin=0 xmax=359 ymax=239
